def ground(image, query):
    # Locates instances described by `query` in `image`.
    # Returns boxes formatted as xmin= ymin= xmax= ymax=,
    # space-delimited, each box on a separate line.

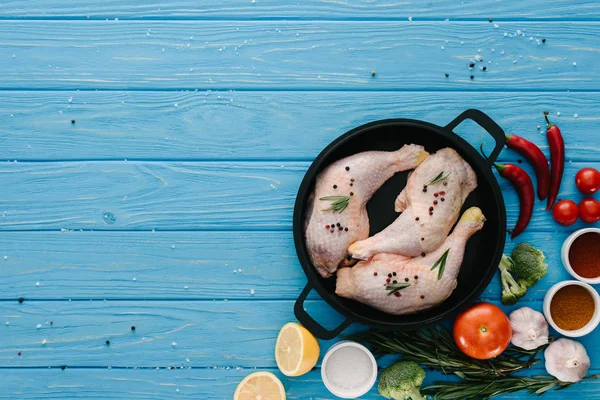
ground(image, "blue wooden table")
xmin=1 ymin=1 xmax=600 ymax=398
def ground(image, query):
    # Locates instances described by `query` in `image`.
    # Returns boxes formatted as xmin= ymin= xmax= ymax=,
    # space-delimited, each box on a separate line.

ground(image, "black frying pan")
xmin=293 ymin=109 xmax=507 ymax=340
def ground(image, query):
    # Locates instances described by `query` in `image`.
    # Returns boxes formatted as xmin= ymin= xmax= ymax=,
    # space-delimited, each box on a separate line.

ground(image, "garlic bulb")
xmin=545 ymin=338 xmax=590 ymax=382
xmin=509 ymin=307 xmax=549 ymax=350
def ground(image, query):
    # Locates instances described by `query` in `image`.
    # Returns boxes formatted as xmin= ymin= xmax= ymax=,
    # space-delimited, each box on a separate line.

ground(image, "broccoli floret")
xmin=499 ymin=254 xmax=527 ymax=305
xmin=378 ymin=361 xmax=426 ymax=400
xmin=510 ymin=243 xmax=548 ymax=288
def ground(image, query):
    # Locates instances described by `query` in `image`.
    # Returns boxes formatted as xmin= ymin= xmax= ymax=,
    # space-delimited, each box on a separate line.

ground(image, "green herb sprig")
xmin=347 ymin=326 xmax=547 ymax=378
xmin=319 ymin=195 xmax=351 ymax=213
xmin=422 ymin=374 xmax=600 ymax=400
xmin=427 ymin=171 xmax=452 ymax=186
xmin=431 ymin=249 xmax=450 ymax=280
xmin=385 ymin=282 xmax=411 ymax=296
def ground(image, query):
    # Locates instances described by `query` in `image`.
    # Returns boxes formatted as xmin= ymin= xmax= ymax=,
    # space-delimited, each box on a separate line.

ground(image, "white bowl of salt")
xmin=321 ymin=340 xmax=378 ymax=398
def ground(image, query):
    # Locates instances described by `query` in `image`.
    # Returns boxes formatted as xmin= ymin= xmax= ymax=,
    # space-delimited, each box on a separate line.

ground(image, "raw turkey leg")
xmin=305 ymin=144 xmax=428 ymax=278
xmin=336 ymin=207 xmax=485 ymax=315
xmin=348 ymin=148 xmax=477 ymax=260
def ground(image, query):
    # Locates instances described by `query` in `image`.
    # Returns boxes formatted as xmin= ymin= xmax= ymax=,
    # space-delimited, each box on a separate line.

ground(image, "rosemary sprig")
xmin=431 ymin=249 xmax=450 ymax=280
xmin=422 ymin=374 xmax=600 ymax=400
xmin=427 ymin=171 xmax=452 ymax=186
xmin=346 ymin=326 xmax=547 ymax=378
xmin=385 ymin=282 xmax=411 ymax=296
xmin=319 ymin=195 xmax=351 ymax=213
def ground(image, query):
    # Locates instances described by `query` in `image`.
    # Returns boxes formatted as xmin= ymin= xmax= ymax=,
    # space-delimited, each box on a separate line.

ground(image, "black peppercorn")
xmin=345 ymin=166 xmax=350 ymax=171
xmin=405 ymin=278 xmax=409 ymax=282
xmin=393 ymin=280 xmax=397 ymax=284
xmin=338 ymin=226 xmax=343 ymax=231
xmin=489 ymin=17 xmax=493 ymax=22
xmin=374 ymin=272 xmax=378 ymax=276
xmin=482 ymin=66 xmax=487 ymax=71
xmin=542 ymin=38 xmax=546 ymax=43
xmin=350 ymin=192 xmax=354 ymax=196
xmin=350 ymin=183 xmax=353 ymax=186
xmin=429 ymin=211 xmax=433 ymax=215
xmin=333 ymin=185 xmax=337 ymax=189
xmin=469 ymin=63 xmax=475 ymax=68
xmin=414 ymin=275 xmax=419 ymax=279
xmin=336 ymin=223 xmax=340 ymax=227
xmin=445 ymin=73 xmax=449 ymax=77
xmin=421 ymin=252 xmax=426 ymax=257
xmin=18 ymin=297 xmax=24 ymax=303
xmin=71 ymin=119 xmax=76 ymax=124
xmin=415 ymin=217 xmax=419 ymax=221
xmin=344 ymin=227 xmax=348 ymax=231
xmin=131 ymin=326 xmax=136 ymax=331
xmin=61 ymin=366 xmax=66 ymax=370
xmin=388 ymin=273 xmax=392 ymax=278
xmin=420 ymin=295 xmax=425 ymax=299
xmin=392 ymin=272 xmax=397 ymax=276
xmin=422 ymin=187 xmax=427 ymax=193
xmin=421 ymin=237 xmax=425 ymax=241
xmin=106 ymin=340 xmax=110 ymax=345
xmin=470 ymin=75 xmax=474 ymax=80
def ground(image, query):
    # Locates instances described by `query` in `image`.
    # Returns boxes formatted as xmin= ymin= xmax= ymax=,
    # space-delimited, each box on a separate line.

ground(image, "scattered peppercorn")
xmin=414 ymin=275 xmax=419 ymax=280
xmin=405 ymin=278 xmax=409 ymax=282
xmin=18 ymin=297 xmax=24 ymax=303
xmin=429 ymin=211 xmax=433 ymax=215
xmin=440 ymin=191 xmax=446 ymax=195
xmin=394 ymin=292 xmax=401 ymax=297
xmin=50 ymin=321 xmax=53 ymax=325
xmin=345 ymin=166 xmax=350 ymax=171
xmin=421 ymin=252 xmax=426 ymax=257
xmin=106 ymin=340 xmax=110 ymax=345
xmin=338 ymin=226 xmax=343 ymax=231
xmin=441 ymin=197 xmax=445 ymax=201
xmin=443 ymin=182 xmax=448 ymax=186
xmin=388 ymin=273 xmax=392 ymax=278
xmin=336 ymin=223 xmax=341 ymax=227
xmin=371 ymin=71 xmax=376 ymax=77
xmin=393 ymin=280 xmax=397 ymax=284
xmin=344 ymin=227 xmax=348 ymax=231
xmin=330 ymin=229 xmax=334 ymax=233
xmin=421 ymin=237 xmax=425 ymax=241
xmin=489 ymin=17 xmax=493 ymax=22
xmin=470 ymin=75 xmax=474 ymax=80
xmin=350 ymin=192 xmax=354 ymax=196
xmin=422 ymin=188 xmax=427 ymax=192
xmin=434 ymin=193 xmax=439 ymax=197
xmin=429 ymin=206 xmax=434 ymax=211
xmin=392 ymin=272 xmax=397 ymax=276
xmin=350 ymin=183 xmax=353 ymax=186
xmin=71 ymin=119 xmax=76 ymax=124
xmin=542 ymin=38 xmax=546 ymax=43
xmin=433 ymin=200 xmax=438 ymax=205
xmin=482 ymin=66 xmax=487 ymax=71
xmin=415 ymin=217 xmax=419 ymax=221
xmin=469 ymin=63 xmax=475 ymax=68
xmin=325 ymin=225 xmax=330 ymax=229
xmin=131 ymin=326 xmax=136 ymax=331
xmin=17 ymin=352 xmax=21 ymax=356
xmin=350 ymin=178 xmax=355 ymax=182
xmin=374 ymin=272 xmax=378 ymax=276
xmin=445 ymin=73 xmax=449 ymax=77
xmin=61 ymin=366 xmax=66 ymax=370
xmin=386 ymin=278 xmax=391 ymax=283
xmin=420 ymin=295 xmax=425 ymax=299
xmin=333 ymin=185 xmax=337 ymax=189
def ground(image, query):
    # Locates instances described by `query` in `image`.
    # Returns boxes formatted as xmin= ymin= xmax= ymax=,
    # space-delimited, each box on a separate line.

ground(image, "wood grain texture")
xmin=0 ymin=21 xmax=599 ymax=90
xmin=1 ymin=161 xmax=597 ymax=231
xmin=1 ymin=0 xmax=599 ymax=20
xmin=2 ymin=90 xmax=599 ymax=161
xmin=3 ymin=368 xmax=600 ymax=400
xmin=1 ymin=299 xmax=597 ymax=368
xmin=0 ymin=230 xmax=578 ymax=301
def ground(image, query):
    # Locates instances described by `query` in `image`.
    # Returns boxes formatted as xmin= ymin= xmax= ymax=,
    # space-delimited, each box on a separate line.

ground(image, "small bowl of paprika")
xmin=543 ymin=280 xmax=600 ymax=337
xmin=561 ymin=227 xmax=600 ymax=284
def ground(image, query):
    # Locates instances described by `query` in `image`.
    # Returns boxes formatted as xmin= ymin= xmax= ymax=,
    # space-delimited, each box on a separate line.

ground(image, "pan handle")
xmin=294 ymin=283 xmax=353 ymax=340
xmin=444 ymin=109 xmax=505 ymax=164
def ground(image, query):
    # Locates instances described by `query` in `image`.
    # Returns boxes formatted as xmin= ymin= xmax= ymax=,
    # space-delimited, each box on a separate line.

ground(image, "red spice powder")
xmin=569 ymin=232 xmax=600 ymax=278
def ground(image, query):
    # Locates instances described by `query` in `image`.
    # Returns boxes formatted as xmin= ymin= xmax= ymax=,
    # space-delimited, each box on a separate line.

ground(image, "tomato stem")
xmin=480 ymin=326 xmax=488 ymax=334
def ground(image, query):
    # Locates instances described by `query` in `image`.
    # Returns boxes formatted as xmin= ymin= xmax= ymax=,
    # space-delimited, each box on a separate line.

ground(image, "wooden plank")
xmin=1 ymin=299 xmax=596 ymax=368
xmin=2 ymin=0 xmax=599 ymax=20
xmin=2 ymin=90 xmax=599 ymax=162
xmin=0 ymin=230 xmax=578 ymax=301
xmin=3 ymin=368 xmax=600 ymax=400
xmin=0 ymin=21 xmax=598 ymax=90
xmin=0 ymin=161 xmax=597 ymax=232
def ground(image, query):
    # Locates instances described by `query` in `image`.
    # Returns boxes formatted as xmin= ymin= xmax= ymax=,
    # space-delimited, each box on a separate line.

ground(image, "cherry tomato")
xmin=579 ymin=198 xmax=600 ymax=224
xmin=552 ymin=199 xmax=579 ymax=226
xmin=453 ymin=303 xmax=512 ymax=360
xmin=576 ymin=168 xmax=600 ymax=195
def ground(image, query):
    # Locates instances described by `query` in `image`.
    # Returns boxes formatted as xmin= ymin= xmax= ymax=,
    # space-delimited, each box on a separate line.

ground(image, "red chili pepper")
xmin=494 ymin=163 xmax=535 ymax=238
xmin=544 ymin=112 xmax=565 ymax=211
xmin=504 ymin=134 xmax=550 ymax=200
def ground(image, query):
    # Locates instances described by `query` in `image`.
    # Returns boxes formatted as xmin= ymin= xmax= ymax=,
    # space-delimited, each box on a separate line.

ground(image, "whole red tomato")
xmin=453 ymin=303 xmax=512 ymax=360
xmin=576 ymin=168 xmax=600 ymax=195
xmin=552 ymin=200 xmax=579 ymax=226
xmin=579 ymin=198 xmax=600 ymax=224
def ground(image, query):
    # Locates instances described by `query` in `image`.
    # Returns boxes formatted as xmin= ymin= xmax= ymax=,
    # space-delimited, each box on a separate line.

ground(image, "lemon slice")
xmin=233 ymin=372 xmax=286 ymax=400
xmin=275 ymin=322 xmax=320 ymax=377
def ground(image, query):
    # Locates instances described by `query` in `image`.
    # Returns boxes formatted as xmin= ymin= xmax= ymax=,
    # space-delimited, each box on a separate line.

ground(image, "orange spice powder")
xmin=550 ymin=285 xmax=595 ymax=331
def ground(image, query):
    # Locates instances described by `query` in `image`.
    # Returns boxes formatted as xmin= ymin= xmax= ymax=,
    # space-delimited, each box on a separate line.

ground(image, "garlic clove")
xmin=544 ymin=338 xmax=590 ymax=383
xmin=509 ymin=307 xmax=549 ymax=350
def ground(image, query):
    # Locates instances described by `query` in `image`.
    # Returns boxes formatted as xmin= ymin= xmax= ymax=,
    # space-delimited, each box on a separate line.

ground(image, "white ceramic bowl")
xmin=543 ymin=280 xmax=600 ymax=337
xmin=321 ymin=341 xmax=378 ymax=398
xmin=561 ymin=227 xmax=600 ymax=284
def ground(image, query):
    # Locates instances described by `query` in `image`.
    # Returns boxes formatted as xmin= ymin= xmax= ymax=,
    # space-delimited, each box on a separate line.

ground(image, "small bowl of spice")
xmin=543 ymin=280 xmax=600 ymax=337
xmin=561 ymin=227 xmax=600 ymax=284
xmin=321 ymin=341 xmax=378 ymax=398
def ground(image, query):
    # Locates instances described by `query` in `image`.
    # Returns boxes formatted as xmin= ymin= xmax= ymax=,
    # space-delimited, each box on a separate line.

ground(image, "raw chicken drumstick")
xmin=348 ymin=148 xmax=477 ymax=261
xmin=305 ymin=144 xmax=429 ymax=278
xmin=336 ymin=207 xmax=485 ymax=315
